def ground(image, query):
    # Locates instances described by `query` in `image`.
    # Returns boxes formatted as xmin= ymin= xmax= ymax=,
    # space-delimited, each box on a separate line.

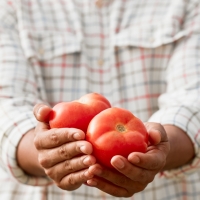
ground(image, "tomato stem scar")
xmin=116 ymin=124 xmax=126 ymax=132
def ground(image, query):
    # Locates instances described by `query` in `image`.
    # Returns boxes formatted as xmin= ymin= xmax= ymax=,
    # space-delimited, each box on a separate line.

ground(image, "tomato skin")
xmin=86 ymin=107 xmax=149 ymax=168
xmin=49 ymin=93 xmax=111 ymax=132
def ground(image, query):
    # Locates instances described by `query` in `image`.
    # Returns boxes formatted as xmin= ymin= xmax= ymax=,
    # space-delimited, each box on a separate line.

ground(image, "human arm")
xmin=0 ymin=1 xmax=52 ymax=186
xmin=17 ymin=129 xmax=46 ymax=176
xmin=17 ymin=112 xmax=194 ymax=196
xmin=16 ymin=105 xmax=53 ymax=177
xmin=162 ymin=125 xmax=194 ymax=170
xmin=0 ymin=1 xmax=40 ymax=184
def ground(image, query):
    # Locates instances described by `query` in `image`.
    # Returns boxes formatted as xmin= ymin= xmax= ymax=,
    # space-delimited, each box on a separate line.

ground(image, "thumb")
xmin=144 ymin=122 xmax=168 ymax=145
xmin=33 ymin=103 xmax=52 ymax=123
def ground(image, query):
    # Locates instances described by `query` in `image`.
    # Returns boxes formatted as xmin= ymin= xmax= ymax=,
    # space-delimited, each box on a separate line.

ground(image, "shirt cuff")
xmin=1 ymin=113 xmax=53 ymax=186
xmin=148 ymin=106 xmax=200 ymax=179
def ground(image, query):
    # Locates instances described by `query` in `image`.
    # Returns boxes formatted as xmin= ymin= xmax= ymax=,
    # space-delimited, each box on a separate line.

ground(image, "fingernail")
xmin=113 ymin=158 xmax=125 ymax=169
xmin=73 ymin=133 xmax=82 ymax=140
xmin=83 ymin=156 xmax=92 ymax=166
xmin=84 ymin=170 xmax=94 ymax=179
xmin=37 ymin=106 xmax=43 ymax=116
xmin=87 ymin=179 xmax=97 ymax=186
xmin=133 ymin=156 xmax=140 ymax=163
xmin=80 ymin=145 xmax=87 ymax=153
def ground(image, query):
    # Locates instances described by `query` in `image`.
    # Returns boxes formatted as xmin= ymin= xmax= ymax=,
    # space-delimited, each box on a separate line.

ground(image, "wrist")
xmin=17 ymin=129 xmax=46 ymax=176
xmin=162 ymin=125 xmax=194 ymax=171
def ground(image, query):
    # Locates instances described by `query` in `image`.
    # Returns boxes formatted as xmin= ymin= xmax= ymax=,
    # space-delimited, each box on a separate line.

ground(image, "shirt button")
xmin=149 ymin=38 xmax=155 ymax=43
xmin=98 ymin=59 xmax=104 ymax=66
xmin=95 ymin=0 xmax=103 ymax=8
xmin=38 ymin=48 xmax=45 ymax=55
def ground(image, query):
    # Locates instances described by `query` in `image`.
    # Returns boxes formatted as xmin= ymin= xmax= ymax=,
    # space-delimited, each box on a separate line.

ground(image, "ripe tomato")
xmin=86 ymin=107 xmax=149 ymax=168
xmin=49 ymin=93 xmax=111 ymax=132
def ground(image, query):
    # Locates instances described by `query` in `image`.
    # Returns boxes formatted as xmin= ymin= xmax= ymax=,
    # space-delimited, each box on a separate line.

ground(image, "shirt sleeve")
xmin=149 ymin=0 xmax=200 ymax=179
xmin=0 ymin=1 xmax=52 ymax=186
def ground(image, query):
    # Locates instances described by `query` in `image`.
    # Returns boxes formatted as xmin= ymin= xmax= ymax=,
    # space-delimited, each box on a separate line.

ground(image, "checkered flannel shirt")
xmin=0 ymin=0 xmax=200 ymax=199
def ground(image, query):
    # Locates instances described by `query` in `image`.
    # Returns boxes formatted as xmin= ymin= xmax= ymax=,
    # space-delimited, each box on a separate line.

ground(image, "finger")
xmin=87 ymin=177 xmax=132 ymax=197
xmin=55 ymin=170 xmax=92 ymax=191
xmin=45 ymin=155 xmax=96 ymax=182
xmin=33 ymin=103 xmax=52 ymax=122
xmin=87 ymin=164 xmax=139 ymax=197
xmin=88 ymin=164 xmax=142 ymax=196
xmin=128 ymin=150 xmax=166 ymax=171
xmin=34 ymin=128 xmax=85 ymax=149
xmin=144 ymin=122 xmax=168 ymax=145
xmin=35 ymin=121 xmax=50 ymax=134
xmin=38 ymin=140 xmax=94 ymax=168
xmin=56 ymin=169 xmax=95 ymax=191
xmin=111 ymin=155 xmax=155 ymax=184
xmin=148 ymin=129 xmax=161 ymax=145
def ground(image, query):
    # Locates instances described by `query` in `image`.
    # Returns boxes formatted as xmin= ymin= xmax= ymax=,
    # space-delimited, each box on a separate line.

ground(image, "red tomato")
xmin=86 ymin=107 xmax=149 ymax=168
xmin=49 ymin=93 xmax=111 ymax=132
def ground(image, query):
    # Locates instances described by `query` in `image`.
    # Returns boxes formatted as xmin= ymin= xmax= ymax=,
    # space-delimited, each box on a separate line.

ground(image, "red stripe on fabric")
xmin=195 ymin=129 xmax=200 ymax=140
xmin=162 ymin=157 xmax=200 ymax=178
xmin=114 ymin=93 xmax=160 ymax=105
xmin=99 ymin=10 xmax=104 ymax=94
xmin=115 ymin=54 xmax=171 ymax=68
xmin=8 ymin=1 xmax=13 ymax=5
xmin=39 ymin=61 xmax=111 ymax=73
xmin=172 ymin=15 xmax=184 ymax=25
xmin=181 ymin=179 xmax=188 ymax=200
xmin=0 ymin=95 xmax=12 ymax=98
xmin=140 ymin=48 xmax=152 ymax=117
xmin=59 ymin=55 xmax=67 ymax=102
xmin=85 ymin=33 xmax=107 ymax=39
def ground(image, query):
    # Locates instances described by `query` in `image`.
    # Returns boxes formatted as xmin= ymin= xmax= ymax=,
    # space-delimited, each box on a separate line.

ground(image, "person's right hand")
xmin=33 ymin=104 xmax=96 ymax=190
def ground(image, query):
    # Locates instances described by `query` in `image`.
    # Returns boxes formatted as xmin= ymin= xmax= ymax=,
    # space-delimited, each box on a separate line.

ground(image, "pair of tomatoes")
xmin=49 ymin=93 xmax=148 ymax=168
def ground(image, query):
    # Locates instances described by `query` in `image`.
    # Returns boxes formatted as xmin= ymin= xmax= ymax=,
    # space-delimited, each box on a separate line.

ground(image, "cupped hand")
xmin=33 ymin=104 xmax=96 ymax=190
xmin=86 ymin=122 xmax=170 ymax=197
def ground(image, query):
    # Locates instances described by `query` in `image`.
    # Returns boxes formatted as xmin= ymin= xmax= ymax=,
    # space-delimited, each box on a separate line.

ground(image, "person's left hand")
xmin=86 ymin=122 xmax=170 ymax=197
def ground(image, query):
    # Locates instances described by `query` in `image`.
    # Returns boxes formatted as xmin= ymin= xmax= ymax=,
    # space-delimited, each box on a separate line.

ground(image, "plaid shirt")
xmin=0 ymin=0 xmax=200 ymax=199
